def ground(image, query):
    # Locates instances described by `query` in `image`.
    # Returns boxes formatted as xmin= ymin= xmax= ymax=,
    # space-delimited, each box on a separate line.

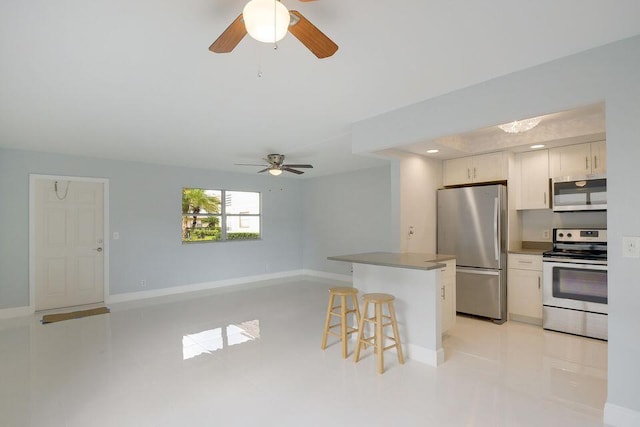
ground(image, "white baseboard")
xmin=300 ymin=269 xmax=352 ymax=283
xmin=406 ymin=343 xmax=445 ymax=367
xmin=604 ymin=402 xmax=640 ymax=426
xmin=0 ymin=269 xmax=352 ymax=318
xmin=107 ymin=269 xmax=352 ymax=305
xmin=107 ymin=269 xmax=311 ymax=304
xmin=0 ymin=305 xmax=34 ymax=320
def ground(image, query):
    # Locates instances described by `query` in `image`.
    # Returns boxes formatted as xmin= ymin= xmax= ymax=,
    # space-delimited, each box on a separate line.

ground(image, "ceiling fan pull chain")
xmin=273 ymin=0 xmax=278 ymax=50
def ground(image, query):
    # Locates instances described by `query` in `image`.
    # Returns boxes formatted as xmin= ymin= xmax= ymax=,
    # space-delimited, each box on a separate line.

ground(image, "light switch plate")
xmin=622 ymin=236 xmax=640 ymax=258
xmin=113 ymin=232 xmax=120 ymax=240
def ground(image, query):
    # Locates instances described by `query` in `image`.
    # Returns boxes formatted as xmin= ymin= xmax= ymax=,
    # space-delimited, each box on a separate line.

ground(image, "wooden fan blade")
xmin=235 ymin=163 xmax=269 ymax=166
xmin=283 ymin=164 xmax=313 ymax=168
xmin=283 ymin=167 xmax=305 ymax=175
xmin=257 ymin=168 xmax=270 ymax=173
xmin=209 ymin=14 xmax=246 ymax=53
xmin=288 ymin=11 xmax=338 ymax=59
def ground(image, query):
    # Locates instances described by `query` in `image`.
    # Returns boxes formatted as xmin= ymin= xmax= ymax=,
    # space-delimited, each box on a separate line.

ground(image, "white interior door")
xmin=34 ymin=179 xmax=105 ymax=310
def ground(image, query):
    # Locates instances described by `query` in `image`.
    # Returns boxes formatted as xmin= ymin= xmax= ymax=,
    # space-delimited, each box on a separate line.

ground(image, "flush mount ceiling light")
xmin=268 ymin=168 xmax=283 ymax=176
xmin=530 ymin=144 xmax=545 ymax=149
xmin=426 ymin=149 xmax=440 ymax=154
xmin=242 ymin=0 xmax=290 ymax=43
xmin=498 ymin=117 xmax=542 ymax=134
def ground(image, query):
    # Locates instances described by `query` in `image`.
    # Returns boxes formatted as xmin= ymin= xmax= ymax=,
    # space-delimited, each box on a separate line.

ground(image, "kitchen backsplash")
xmin=521 ymin=209 xmax=607 ymax=242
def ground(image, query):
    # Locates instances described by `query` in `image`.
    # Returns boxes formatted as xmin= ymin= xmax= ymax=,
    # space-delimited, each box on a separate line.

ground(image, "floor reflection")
xmin=182 ymin=320 xmax=260 ymax=360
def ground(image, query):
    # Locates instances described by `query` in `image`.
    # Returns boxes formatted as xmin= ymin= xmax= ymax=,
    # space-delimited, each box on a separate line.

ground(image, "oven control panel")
xmin=554 ymin=228 xmax=607 ymax=243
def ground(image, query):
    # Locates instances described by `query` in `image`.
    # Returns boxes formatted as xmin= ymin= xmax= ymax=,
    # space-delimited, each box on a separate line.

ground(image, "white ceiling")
xmin=398 ymin=102 xmax=607 ymax=160
xmin=1 ymin=1 xmax=640 ymax=177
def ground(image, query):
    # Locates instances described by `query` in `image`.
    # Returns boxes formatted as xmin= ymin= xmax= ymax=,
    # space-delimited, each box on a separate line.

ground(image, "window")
xmin=182 ymin=188 xmax=260 ymax=243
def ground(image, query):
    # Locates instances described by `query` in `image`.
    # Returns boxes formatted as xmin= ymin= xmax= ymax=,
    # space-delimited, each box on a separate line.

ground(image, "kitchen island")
xmin=327 ymin=252 xmax=455 ymax=367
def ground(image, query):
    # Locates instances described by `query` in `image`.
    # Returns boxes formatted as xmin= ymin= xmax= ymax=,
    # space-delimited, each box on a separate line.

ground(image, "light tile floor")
xmin=0 ymin=277 xmax=608 ymax=426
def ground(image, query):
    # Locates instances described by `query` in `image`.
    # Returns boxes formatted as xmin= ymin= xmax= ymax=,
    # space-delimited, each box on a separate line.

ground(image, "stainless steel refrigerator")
xmin=437 ymin=184 xmax=507 ymax=323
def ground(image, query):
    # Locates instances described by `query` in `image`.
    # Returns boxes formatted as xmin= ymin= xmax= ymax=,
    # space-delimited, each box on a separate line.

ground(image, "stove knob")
xmin=558 ymin=233 xmax=564 ymax=238
xmin=567 ymin=233 xmax=572 ymax=238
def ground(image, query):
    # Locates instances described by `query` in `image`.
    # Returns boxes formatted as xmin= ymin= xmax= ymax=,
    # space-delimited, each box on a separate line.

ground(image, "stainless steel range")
xmin=542 ymin=228 xmax=607 ymax=340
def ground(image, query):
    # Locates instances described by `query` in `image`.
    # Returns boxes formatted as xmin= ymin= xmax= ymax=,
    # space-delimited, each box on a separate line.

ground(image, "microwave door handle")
xmin=494 ymin=197 xmax=499 ymax=262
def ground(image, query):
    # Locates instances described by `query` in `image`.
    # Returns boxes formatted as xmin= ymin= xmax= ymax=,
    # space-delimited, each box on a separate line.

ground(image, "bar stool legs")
xmin=321 ymin=287 xmax=361 ymax=358
xmin=354 ymin=293 xmax=404 ymax=374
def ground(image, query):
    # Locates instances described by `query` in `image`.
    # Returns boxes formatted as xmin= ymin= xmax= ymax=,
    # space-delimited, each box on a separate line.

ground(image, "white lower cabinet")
xmin=441 ymin=259 xmax=456 ymax=334
xmin=507 ymin=254 xmax=542 ymax=325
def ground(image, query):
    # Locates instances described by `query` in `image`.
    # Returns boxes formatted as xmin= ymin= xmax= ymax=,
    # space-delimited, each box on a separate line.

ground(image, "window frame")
xmin=182 ymin=188 xmax=261 ymax=244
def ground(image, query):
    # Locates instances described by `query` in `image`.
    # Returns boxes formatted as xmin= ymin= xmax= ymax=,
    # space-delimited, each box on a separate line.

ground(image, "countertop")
xmin=508 ymin=248 xmax=547 ymax=255
xmin=327 ymin=252 xmax=455 ymax=271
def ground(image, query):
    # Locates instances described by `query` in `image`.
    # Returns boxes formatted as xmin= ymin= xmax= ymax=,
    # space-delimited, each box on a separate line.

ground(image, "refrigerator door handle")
xmin=457 ymin=268 xmax=500 ymax=276
xmin=493 ymin=197 xmax=499 ymax=262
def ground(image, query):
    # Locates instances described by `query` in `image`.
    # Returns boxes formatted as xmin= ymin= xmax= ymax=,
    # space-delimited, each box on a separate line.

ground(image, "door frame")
xmin=29 ymin=174 xmax=110 ymax=311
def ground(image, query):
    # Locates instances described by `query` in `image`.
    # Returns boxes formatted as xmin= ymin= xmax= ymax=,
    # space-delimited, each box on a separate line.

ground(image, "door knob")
xmin=96 ymin=247 xmax=103 ymax=252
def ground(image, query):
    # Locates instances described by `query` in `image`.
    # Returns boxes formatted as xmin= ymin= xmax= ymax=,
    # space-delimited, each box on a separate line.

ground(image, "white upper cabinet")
xmin=517 ymin=150 xmax=550 ymax=210
xmin=443 ymin=157 xmax=473 ymax=186
xmin=549 ymin=141 xmax=606 ymax=178
xmin=443 ymin=152 xmax=508 ymax=186
xmin=591 ymin=140 xmax=607 ymax=174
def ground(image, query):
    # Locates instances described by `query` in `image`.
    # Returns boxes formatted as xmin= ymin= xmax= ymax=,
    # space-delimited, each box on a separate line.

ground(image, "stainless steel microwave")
xmin=552 ymin=174 xmax=607 ymax=212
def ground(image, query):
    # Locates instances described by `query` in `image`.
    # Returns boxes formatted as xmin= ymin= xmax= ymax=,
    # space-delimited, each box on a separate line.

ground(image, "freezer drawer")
xmin=456 ymin=268 xmax=505 ymax=320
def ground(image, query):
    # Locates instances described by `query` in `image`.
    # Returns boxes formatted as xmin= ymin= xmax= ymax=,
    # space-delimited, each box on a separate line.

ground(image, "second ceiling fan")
xmin=209 ymin=0 xmax=338 ymax=59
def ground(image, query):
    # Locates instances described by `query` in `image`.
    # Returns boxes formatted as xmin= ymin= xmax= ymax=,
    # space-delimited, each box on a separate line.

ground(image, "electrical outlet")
xmin=623 ymin=237 xmax=640 ymax=258
xmin=140 ymin=279 xmax=146 ymax=287
xmin=543 ymin=229 xmax=550 ymax=239
xmin=113 ymin=232 xmax=120 ymax=240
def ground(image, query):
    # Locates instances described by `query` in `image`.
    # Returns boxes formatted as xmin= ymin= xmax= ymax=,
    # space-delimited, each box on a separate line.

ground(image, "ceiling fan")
xmin=209 ymin=0 xmax=338 ymax=59
xmin=236 ymin=154 xmax=314 ymax=175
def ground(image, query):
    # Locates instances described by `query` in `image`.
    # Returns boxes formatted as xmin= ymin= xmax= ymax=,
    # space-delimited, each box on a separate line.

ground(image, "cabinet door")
xmin=591 ymin=141 xmax=607 ymax=174
xmin=549 ymin=143 xmax=592 ymax=177
xmin=519 ymin=150 xmax=549 ymax=209
xmin=443 ymin=157 xmax=472 ymax=186
xmin=441 ymin=260 xmax=456 ymax=333
xmin=472 ymin=152 xmax=507 ymax=182
xmin=507 ymin=268 xmax=542 ymax=323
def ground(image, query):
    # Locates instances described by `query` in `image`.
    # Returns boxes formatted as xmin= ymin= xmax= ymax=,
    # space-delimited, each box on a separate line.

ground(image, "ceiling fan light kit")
xmin=243 ymin=0 xmax=290 ymax=43
xmin=209 ymin=0 xmax=338 ymax=59
xmin=236 ymin=153 xmax=313 ymax=176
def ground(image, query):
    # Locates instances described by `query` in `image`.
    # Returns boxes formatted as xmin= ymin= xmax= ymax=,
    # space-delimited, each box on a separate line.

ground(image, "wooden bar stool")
xmin=353 ymin=293 xmax=404 ymax=374
xmin=321 ymin=287 xmax=361 ymax=358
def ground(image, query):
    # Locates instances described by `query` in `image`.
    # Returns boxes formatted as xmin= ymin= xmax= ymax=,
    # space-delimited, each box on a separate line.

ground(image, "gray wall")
xmin=353 ymin=35 xmax=640 ymax=421
xmin=302 ymin=166 xmax=393 ymax=275
xmin=0 ymin=148 xmax=304 ymax=308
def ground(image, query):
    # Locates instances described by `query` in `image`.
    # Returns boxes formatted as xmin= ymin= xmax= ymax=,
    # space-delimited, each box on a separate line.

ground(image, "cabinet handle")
xmin=594 ymin=155 xmax=598 ymax=169
xmin=543 ymin=192 xmax=546 ymax=205
xmin=538 ymin=277 xmax=541 ymax=289
xmin=586 ymin=156 xmax=589 ymax=170
xmin=441 ymin=285 xmax=445 ymax=300
xmin=467 ymin=168 xmax=471 ymax=179
xmin=473 ymin=167 xmax=477 ymax=178
xmin=518 ymin=260 xmax=533 ymax=264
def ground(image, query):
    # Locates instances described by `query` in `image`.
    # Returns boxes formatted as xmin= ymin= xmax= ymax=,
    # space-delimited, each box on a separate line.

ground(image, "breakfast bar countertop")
xmin=327 ymin=252 xmax=455 ymax=271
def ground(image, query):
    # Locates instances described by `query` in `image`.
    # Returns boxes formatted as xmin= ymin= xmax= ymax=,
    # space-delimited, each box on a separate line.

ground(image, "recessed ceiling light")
xmin=530 ymin=144 xmax=545 ymax=149
xmin=426 ymin=149 xmax=439 ymax=154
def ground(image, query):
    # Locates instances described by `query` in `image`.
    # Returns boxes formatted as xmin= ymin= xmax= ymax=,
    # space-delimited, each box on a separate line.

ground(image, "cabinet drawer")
xmin=508 ymin=254 xmax=542 ymax=271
